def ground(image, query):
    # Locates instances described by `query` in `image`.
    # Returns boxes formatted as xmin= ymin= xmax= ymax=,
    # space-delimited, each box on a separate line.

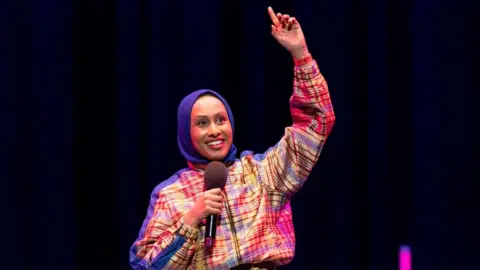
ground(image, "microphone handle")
xmin=205 ymin=214 xmax=217 ymax=248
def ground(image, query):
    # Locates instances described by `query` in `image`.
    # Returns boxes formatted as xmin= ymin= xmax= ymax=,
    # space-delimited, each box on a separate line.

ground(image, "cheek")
xmin=190 ymin=128 xmax=203 ymax=146
xmin=222 ymin=125 xmax=233 ymax=142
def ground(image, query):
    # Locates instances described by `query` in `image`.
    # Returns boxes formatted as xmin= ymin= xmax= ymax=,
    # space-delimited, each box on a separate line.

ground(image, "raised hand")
xmin=268 ymin=6 xmax=310 ymax=59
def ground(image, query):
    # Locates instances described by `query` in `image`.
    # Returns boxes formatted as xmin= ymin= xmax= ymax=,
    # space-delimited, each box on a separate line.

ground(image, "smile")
xmin=206 ymin=139 xmax=225 ymax=149
xmin=207 ymin=140 xmax=223 ymax=146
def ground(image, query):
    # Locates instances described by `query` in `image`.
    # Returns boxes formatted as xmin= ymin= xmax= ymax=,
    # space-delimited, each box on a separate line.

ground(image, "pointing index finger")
xmin=268 ymin=6 xmax=279 ymax=26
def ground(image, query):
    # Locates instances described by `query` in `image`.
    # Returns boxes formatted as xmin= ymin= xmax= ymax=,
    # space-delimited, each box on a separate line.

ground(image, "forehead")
xmin=191 ymin=95 xmax=227 ymax=115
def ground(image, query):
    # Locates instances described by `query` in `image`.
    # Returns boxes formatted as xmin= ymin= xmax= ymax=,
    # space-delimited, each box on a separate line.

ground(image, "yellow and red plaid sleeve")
xmin=129 ymin=179 xmax=199 ymax=269
xmin=252 ymin=60 xmax=335 ymax=194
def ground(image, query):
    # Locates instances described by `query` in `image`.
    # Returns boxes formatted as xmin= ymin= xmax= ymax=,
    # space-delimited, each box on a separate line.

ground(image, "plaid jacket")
xmin=130 ymin=60 xmax=335 ymax=269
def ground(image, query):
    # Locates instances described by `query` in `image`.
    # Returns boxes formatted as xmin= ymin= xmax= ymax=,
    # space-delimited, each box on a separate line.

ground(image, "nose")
xmin=208 ymin=123 xmax=221 ymax=136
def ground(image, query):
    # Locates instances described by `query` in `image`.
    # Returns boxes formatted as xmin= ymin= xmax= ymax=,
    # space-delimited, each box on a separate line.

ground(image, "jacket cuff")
xmin=176 ymin=217 xmax=199 ymax=241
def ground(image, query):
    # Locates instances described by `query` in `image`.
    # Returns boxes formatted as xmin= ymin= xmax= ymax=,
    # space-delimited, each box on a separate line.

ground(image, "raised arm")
xmin=243 ymin=8 xmax=335 ymax=194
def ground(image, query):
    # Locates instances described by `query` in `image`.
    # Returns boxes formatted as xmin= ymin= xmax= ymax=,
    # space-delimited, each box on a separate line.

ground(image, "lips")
xmin=205 ymin=139 xmax=224 ymax=150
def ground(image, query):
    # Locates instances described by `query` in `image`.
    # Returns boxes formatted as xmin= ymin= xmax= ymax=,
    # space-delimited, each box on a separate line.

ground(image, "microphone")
xmin=203 ymin=161 xmax=227 ymax=249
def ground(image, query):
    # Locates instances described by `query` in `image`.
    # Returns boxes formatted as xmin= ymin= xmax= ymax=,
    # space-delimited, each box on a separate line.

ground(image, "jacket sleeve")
xmin=130 ymin=184 xmax=198 ymax=269
xmin=249 ymin=60 xmax=335 ymax=195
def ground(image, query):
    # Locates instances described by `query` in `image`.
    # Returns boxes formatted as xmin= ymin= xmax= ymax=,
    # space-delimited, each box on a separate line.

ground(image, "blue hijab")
xmin=177 ymin=89 xmax=237 ymax=164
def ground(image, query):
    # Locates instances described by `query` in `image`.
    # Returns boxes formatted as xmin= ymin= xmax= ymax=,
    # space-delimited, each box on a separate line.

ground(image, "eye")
xmin=198 ymin=120 xmax=208 ymax=127
xmin=216 ymin=117 xmax=226 ymax=124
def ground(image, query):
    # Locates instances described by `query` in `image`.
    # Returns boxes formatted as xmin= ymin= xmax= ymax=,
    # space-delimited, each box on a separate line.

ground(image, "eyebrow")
xmin=193 ymin=112 xmax=227 ymax=119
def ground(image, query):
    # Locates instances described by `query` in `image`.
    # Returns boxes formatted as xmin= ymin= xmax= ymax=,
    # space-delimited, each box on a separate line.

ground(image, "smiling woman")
xmin=177 ymin=90 xmax=238 ymax=166
xmin=129 ymin=6 xmax=335 ymax=270
xmin=190 ymin=94 xmax=234 ymax=162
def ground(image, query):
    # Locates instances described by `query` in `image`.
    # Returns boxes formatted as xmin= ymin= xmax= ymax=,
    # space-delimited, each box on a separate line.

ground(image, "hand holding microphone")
xmin=184 ymin=161 xmax=227 ymax=248
xmin=184 ymin=188 xmax=225 ymax=228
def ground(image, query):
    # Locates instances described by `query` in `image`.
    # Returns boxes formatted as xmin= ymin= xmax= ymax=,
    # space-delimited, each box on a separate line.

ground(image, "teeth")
xmin=207 ymin=140 xmax=222 ymax=146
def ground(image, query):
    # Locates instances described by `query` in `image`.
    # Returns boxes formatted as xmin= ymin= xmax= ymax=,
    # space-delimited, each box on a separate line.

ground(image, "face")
xmin=190 ymin=95 xmax=233 ymax=161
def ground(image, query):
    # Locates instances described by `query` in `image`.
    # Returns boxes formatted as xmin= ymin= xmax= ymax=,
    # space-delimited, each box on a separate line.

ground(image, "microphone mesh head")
xmin=204 ymin=161 xmax=227 ymax=190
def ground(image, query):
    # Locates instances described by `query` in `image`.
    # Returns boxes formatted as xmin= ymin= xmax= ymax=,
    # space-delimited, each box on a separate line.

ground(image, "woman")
xmin=130 ymin=7 xmax=335 ymax=270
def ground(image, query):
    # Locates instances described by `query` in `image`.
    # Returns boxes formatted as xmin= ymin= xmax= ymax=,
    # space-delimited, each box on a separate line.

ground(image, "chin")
xmin=205 ymin=152 xmax=228 ymax=161
xmin=209 ymin=155 xmax=226 ymax=161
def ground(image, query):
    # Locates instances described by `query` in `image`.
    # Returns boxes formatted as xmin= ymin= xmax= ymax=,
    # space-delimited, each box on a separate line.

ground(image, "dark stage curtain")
xmin=2 ymin=0 xmax=479 ymax=269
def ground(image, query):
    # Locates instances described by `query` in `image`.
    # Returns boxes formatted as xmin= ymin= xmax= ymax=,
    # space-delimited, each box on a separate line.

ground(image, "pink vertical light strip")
xmin=399 ymin=245 xmax=411 ymax=270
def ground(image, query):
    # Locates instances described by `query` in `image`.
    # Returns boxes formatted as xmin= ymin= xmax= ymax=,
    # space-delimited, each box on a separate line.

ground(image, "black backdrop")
xmin=2 ymin=0 xmax=479 ymax=269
